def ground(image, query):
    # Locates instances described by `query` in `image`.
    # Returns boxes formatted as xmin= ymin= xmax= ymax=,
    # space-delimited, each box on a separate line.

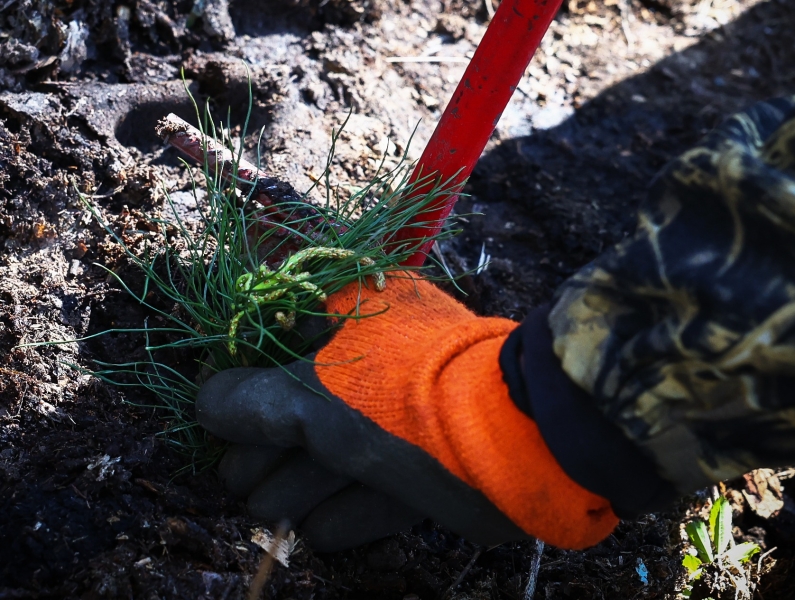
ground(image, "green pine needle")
xmin=38 ymin=80 xmax=463 ymax=464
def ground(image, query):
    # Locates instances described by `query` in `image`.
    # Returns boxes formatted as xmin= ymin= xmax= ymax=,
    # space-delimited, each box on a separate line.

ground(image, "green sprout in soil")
xmin=680 ymin=496 xmax=761 ymax=599
xmin=53 ymin=82 xmax=463 ymax=468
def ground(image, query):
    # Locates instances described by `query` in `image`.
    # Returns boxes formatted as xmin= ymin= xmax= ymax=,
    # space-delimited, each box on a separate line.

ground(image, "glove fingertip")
xmin=195 ymin=367 xmax=265 ymax=434
xmin=219 ymin=444 xmax=293 ymax=498
xmin=301 ymin=485 xmax=424 ymax=553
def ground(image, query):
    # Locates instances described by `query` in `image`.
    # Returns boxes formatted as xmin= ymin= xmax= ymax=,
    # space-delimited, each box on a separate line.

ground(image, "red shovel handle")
xmin=396 ymin=0 xmax=563 ymax=267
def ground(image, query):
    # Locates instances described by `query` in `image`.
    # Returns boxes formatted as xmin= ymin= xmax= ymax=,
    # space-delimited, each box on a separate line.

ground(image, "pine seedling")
xmin=53 ymin=80 xmax=464 ymax=466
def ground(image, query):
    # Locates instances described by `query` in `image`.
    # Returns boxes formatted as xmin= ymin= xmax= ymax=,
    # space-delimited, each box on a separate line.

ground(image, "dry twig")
xmin=523 ymin=538 xmax=545 ymax=600
xmin=443 ymin=548 xmax=482 ymax=598
xmin=386 ymin=56 xmax=469 ymax=63
xmin=248 ymin=522 xmax=290 ymax=600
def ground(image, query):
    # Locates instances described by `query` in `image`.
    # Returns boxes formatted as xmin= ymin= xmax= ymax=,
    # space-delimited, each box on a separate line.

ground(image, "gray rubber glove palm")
xmin=196 ymin=361 xmax=526 ymax=552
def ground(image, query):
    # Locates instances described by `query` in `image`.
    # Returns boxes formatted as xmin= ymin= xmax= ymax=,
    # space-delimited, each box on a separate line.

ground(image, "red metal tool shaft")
xmin=396 ymin=0 xmax=563 ymax=267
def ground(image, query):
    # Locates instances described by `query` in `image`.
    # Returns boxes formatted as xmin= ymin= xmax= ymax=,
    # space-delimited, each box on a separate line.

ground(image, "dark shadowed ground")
xmin=2 ymin=0 xmax=795 ymax=598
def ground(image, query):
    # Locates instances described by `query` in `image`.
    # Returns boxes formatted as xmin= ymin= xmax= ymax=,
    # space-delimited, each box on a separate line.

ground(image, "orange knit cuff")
xmin=316 ymin=273 xmax=619 ymax=548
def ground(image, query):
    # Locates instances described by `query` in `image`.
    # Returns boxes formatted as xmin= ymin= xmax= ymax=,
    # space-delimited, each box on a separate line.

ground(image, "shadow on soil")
xmin=2 ymin=0 xmax=795 ymax=599
xmin=455 ymin=0 xmax=794 ymax=314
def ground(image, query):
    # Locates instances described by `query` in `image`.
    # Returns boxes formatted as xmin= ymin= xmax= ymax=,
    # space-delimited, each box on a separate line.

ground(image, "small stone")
xmin=68 ymin=260 xmax=83 ymax=277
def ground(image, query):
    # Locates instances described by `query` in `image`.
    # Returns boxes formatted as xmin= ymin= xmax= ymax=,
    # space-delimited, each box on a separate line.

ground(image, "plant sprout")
xmin=680 ymin=496 xmax=761 ymax=599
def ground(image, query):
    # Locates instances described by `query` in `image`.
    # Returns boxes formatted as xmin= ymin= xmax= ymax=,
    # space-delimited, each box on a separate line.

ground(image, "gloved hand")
xmin=198 ymin=96 xmax=795 ymax=553
xmin=196 ymin=273 xmax=618 ymax=552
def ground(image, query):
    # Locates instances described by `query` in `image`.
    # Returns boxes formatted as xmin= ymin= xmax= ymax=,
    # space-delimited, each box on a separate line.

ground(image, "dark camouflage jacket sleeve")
xmin=548 ymin=96 xmax=795 ymax=495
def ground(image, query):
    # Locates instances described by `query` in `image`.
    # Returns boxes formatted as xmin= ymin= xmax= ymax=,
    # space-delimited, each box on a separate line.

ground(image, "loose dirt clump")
xmin=2 ymin=0 xmax=795 ymax=598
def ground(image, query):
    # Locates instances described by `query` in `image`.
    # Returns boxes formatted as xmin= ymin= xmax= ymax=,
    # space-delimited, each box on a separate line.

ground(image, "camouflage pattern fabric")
xmin=549 ymin=96 xmax=795 ymax=494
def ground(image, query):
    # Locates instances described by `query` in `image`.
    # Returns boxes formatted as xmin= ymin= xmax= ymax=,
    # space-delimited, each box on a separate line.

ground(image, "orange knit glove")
xmin=197 ymin=273 xmax=618 ymax=551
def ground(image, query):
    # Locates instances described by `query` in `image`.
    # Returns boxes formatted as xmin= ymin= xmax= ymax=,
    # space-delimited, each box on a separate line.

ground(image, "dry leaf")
xmin=742 ymin=468 xmax=784 ymax=519
xmin=250 ymin=528 xmax=296 ymax=568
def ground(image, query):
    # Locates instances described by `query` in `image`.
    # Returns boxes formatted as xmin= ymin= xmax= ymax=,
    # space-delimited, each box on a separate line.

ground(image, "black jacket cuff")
xmin=499 ymin=304 xmax=679 ymax=519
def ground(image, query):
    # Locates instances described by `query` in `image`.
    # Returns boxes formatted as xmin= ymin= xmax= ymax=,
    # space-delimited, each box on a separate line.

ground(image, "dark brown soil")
xmin=2 ymin=0 xmax=795 ymax=598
